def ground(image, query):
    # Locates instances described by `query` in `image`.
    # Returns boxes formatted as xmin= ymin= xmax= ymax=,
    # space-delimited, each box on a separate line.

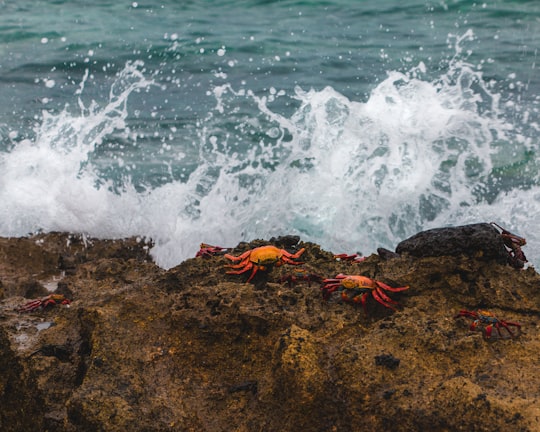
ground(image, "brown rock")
xmin=0 ymin=232 xmax=538 ymax=431
xmin=268 ymin=324 xmax=326 ymax=404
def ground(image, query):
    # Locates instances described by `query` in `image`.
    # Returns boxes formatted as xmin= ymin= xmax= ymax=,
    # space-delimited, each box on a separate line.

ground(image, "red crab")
xmin=334 ymin=253 xmax=366 ymax=263
xmin=195 ymin=243 xmax=230 ymax=258
xmin=17 ymin=294 xmax=72 ymax=313
xmin=279 ymin=268 xmax=322 ymax=287
xmin=491 ymin=222 xmax=527 ymax=269
xmin=456 ymin=309 xmax=521 ymax=339
xmin=322 ymin=274 xmax=409 ymax=312
xmin=225 ymin=245 xmax=305 ymax=282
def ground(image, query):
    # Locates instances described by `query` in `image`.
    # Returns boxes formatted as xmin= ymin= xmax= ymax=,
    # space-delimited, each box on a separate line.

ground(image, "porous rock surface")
xmin=395 ymin=222 xmax=508 ymax=263
xmin=0 ymin=230 xmax=539 ymax=432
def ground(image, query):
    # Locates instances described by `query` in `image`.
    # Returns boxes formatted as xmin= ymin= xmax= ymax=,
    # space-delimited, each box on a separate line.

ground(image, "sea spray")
xmin=1 ymin=36 xmax=539 ymax=269
xmin=0 ymin=61 xmax=155 ymax=236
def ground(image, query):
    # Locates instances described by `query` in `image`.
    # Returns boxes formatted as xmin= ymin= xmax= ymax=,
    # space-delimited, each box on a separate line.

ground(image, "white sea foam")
xmin=0 ymin=50 xmax=538 ymax=269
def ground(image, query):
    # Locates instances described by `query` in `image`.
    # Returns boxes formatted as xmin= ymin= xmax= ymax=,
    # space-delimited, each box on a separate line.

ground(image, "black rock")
xmin=269 ymin=235 xmax=301 ymax=249
xmin=377 ymin=247 xmax=400 ymax=260
xmin=395 ymin=223 xmax=508 ymax=263
xmin=375 ymin=354 xmax=400 ymax=370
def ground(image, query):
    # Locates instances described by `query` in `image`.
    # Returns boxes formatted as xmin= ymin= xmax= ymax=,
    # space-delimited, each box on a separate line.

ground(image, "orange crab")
xmin=225 ymin=245 xmax=305 ymax=282
xmin=322 ymin=274 xmax=409 ymax=312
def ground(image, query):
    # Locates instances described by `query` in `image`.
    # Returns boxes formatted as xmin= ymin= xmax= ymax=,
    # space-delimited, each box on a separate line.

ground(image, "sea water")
xmin=1 ymin=1 xmax=539 ymax=268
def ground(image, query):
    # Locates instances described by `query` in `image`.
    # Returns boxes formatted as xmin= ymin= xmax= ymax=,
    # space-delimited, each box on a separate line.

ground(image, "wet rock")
xmin=268 ymin=235 xmax=301 ymax=249
xmin=55 ymin=282 xmax=74 ymax=300
xmin=0 ymin=231 xmax=539 ymax=432
xmin=19 ymin=279 xmax=49 ymax=298
xmin=377 ymin=247 xmax=400 ymax=260
xmin=0 ymin=326 xmax=46 ymax=432
xmin=395 ymin=223 xmax=508 ymax=263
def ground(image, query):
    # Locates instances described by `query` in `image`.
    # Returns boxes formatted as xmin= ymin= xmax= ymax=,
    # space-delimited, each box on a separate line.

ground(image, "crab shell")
xmin=225 ymin=245 xmax=305 ymax=282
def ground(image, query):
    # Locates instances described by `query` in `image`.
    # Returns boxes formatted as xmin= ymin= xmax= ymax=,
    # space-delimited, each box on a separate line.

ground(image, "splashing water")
xmin=1 ymin=37 xmax=539 ymax=269
xmin=0 ymin=61 xmax=154 ymax=236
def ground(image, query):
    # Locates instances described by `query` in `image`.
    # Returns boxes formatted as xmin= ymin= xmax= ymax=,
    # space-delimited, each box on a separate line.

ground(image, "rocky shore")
xmin=1 ymin=224 xmax=539 ymax=431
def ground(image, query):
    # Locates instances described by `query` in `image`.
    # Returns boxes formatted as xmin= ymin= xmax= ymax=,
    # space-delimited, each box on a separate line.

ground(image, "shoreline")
xmin=1 ymin=231 xmax=539 ymax=431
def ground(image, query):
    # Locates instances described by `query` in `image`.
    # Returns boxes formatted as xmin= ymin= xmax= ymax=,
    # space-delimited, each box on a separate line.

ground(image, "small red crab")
xmin=456 ymin=309 xmax=521 ymax=339
xmin=195 ymin=243 xmax=230 ymax=258
xmin=491 ymin=222 xmax=527 ymax=269
xmin=322 ymin=274 xmax=409 ymax=312
xmin=279 ymin=268 xmax=322 ymax=287
xmin=17 ymin=294 xmax=72 ymax=313
xmin=334 ymin=253 xmax=366 ymax=263
xmin=225 ymin=245 xmax=305 ymax=282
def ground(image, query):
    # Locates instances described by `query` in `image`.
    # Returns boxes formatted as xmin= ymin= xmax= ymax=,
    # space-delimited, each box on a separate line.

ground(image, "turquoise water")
xmin=1 ymin=1 xmax=539 ymax=267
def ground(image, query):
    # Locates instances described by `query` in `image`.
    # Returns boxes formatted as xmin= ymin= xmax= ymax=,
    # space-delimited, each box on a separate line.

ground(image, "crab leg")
xmin=469 ymin=320 xmax=480 ymax=332
xmin=486 ymin=323 xmax=506 ymax=339
xmin=226 ymin=262 xmax=253 ymax=275
xmin=224 ymin=250 xmax=252 ymax=262
xmin=17 ymin=299 xmax=44 ymax=313
xmin=375 ymin=281 xmax=409 ymax=292
xmin=281 ymin=255 xmax=305 ymax=266
xmin=371 ymin=289 xmax=398 ymax=311
xmin=484 ymin=325 xmax=494 ymax=338
xmin=321 ymin=284 xmax=340 ymax=300
xmin=323 ymin=278 xmax=343 ymax=285
xmin=495 ymin=324 xmax=505 ymax=338
xmin=322 ymin=282 xmax=342 ymax=288
xmin=226 ymin=263 xmax=261 ymax=283
xmin=226 ymin=258 xmax=251 ymax=269
xmin=374 ymin=287 xmax=399 ymax=305
xmin=342 ymin=291 xmax=368 ymax=311
xmin=358 ymin=292 xmax=370 ymax=313
xmin=245 ymin=265 xmax=262 ymax=283
xmin=499 ymin=321 xmax=521 ymax=337
xmin=281 ymin=248 xmax=306 ymax=259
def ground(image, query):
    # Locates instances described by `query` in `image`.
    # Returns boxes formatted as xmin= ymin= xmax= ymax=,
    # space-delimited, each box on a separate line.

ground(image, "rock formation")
xmin=0 ymin=226 xmax=539 ymax=431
